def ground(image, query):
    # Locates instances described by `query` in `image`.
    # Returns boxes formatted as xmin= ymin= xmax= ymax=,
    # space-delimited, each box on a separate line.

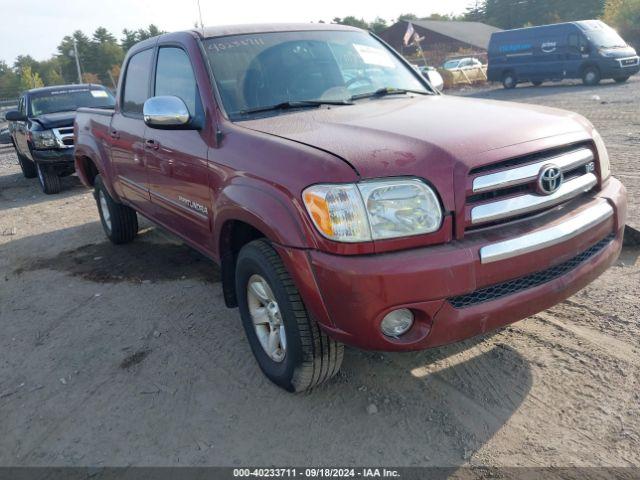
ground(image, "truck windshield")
xmin=204 ymin=30 xmax=429 ymax=119
xmin=30 ymin=88 xmax=116 ymax=116
xmin=585 ymin=26 xmax=628 ymax=49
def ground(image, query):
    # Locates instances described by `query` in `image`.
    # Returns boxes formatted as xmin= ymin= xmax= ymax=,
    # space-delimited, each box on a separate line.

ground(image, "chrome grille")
xmin=53 ymin=126 xmax=74 ymax=148
xmin=466 ymin=145 xmax=597 ymax=229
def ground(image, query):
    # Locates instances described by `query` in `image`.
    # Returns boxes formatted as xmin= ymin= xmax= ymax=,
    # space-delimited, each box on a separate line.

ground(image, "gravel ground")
xmin=0 ymin=78 xmax=639 ymax=469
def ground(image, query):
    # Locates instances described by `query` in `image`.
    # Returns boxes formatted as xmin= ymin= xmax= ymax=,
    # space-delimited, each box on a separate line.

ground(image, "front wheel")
xmin=582 ymin=67 xmax=601 ymax=86
xmin=532 ymin=80 xmax=543 ymax=87
xmin=502 ymin=72 xmax=517 ymax=89
xmin=36 ymin=163 xmax=61 ymax=194
xmin=17 ymin=151 xmax=37 ymax=178
xmin=95 ymin=175 xmax=138 ymax=244
xmin=614 ymin=76 xmax=630 ymax=84
xmin=236 ymin=239 xmax=344 ymax=392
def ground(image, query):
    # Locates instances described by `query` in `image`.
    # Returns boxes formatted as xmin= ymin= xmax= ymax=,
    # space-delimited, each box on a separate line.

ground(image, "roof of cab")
xmin=192 ymin=22 xmax=362 ymax=39
xmin=26 ymin=83 xmax=106 ymax=95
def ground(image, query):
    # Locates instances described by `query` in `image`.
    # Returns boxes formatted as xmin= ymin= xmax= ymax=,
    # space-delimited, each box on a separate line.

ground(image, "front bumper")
xmin=602 ymin=56 xmax=640 ymax=77
xmin=31 ymin=148 xmax=75 ymax=166
xmin=277 ymin=178 xmax=626 ymax=351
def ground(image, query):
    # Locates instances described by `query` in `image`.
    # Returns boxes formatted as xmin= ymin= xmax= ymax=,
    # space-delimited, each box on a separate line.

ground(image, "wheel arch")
xmin=214 ymin=183 xmax=314 ymax=308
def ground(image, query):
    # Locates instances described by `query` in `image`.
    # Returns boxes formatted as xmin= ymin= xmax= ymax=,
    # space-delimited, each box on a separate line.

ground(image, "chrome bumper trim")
xmin=479 ymin=201 xmax=614 ymax=264
xmin=471 ymin=173 xmax=598 ymax=225
xmin=472 ymin=148 xmax=594 ymax=194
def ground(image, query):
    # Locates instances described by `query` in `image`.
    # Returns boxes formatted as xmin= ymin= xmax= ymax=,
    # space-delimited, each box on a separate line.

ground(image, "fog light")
xmin=380 ymin=309 xmax=414 ymax=338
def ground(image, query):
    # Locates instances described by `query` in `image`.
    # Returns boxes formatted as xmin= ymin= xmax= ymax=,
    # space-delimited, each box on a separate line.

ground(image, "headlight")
xmin=598 ymin=48 xmax=615 ymax=58
xmin=31 ymin=130 xmax=57 ymax=149
xmin=303 ymin=178 xmax=443 ymax=242
xmin=592 ymin=129 xmax=611 ymax=181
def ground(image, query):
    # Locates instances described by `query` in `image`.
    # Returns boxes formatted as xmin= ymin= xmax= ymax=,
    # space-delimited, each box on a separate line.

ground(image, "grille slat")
xmin=465 ymin=144 xmax=597 ymax=230
xmin=449 ymin=234 xmax=614 ymax=309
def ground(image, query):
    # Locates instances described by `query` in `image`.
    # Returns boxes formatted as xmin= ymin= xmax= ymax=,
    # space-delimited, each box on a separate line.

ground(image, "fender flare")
xmin=214 ymin=182 xmax=314 ymax=254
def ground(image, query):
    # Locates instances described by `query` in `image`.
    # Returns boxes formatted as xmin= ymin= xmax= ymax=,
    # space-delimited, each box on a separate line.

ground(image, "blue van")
xmin=488 ymin=20 xmax=639 ymax=88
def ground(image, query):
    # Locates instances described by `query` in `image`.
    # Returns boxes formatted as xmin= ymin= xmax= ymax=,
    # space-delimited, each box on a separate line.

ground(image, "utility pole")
xmin=196 ymin=0 xmax=204 ymax=33
xmin=72 ymin=38 xmax=83 ymax=84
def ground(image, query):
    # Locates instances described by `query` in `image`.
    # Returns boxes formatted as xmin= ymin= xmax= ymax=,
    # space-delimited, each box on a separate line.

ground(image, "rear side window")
xmin=154 ymin=47 xmax=198 ymax=115
xmin=122 ymin=49 xmax=153 ymax=115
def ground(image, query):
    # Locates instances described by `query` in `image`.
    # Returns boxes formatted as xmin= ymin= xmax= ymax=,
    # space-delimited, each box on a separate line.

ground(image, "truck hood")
xmin=239 ymin=95 xmax=587 ymax=179
xmin=33 ymin=111 xmax=76 ymax=130
xmin=599 ymin=46 xmax=637 ymax=59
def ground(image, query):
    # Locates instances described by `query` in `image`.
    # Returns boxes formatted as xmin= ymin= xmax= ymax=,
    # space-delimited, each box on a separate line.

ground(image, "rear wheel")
xmin=95 ymin=175 xmax=138 ymax=244
xmin=582 ymin=66 xmax=601 ymax=86
xmin=532 ymin=80 xmax=544 ymax=87
xmin=236 ymin=239 xmax=344 ymax=392
xmin=502 ymin=72 xmax=517 ymax=89
xmin=36 ymin=163 xmax=61 ymax=194
xmin=614 ymin=76 xmax=630 ymax=84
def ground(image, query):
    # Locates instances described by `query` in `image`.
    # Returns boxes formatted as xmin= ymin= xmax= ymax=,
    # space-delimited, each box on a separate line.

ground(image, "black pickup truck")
xmin=5 ymin=84 xmax=115 ymax=193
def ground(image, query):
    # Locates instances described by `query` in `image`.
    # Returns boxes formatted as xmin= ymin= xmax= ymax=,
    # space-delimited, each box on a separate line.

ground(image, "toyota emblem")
xmin=537 ymin=164 xmax=563 ymax=195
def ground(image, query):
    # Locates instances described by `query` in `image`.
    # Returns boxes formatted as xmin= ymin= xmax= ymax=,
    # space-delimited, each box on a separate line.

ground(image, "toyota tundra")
xmin=74 ymin=24 xmax=627 ymax=392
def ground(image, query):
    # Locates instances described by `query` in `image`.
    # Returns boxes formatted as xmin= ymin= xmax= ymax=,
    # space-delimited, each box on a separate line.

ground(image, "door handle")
xmin=109 ymin=130 xmax=120 ymax=139
xmin=145 ymin=139 xmax=160 ymax=150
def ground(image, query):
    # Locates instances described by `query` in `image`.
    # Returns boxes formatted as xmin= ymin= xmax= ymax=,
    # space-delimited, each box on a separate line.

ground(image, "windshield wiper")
xmin=350 ymin=87 xmax=430 ymax=101
xmin=239 ymin=100 xmax=353 ymax=116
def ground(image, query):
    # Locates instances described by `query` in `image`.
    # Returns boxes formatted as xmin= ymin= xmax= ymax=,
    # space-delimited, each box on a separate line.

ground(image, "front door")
xmin=110 ymin=48 xmax=154 ymax=209
xmin=565 ymin=32 xmax=589 ymax=78
xmin=14 ymin=96 xmax=30 ymax=157
xmin=144 ymin=46 xmax=212 ymax=249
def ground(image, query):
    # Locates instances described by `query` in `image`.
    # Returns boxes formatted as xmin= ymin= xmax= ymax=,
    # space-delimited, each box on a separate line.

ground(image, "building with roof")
xmin=379 ymin=20 xmax=502 ymax=66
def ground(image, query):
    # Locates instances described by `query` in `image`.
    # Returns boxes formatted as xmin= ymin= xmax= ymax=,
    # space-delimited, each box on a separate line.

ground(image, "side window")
xmin=154 ymin=47 xmax=198 ymax=115
xmin=19 ymin=96 xmax=26 ymax=115
xmin=122 ymin=49 xmax=153 ymax=115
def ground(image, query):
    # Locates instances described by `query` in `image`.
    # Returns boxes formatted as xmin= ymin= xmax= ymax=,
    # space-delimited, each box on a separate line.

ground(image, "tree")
xmin=604 ymin=0 xmax=640 ymax=47
xmin=332 ymin=16 xmax=370 ymax=29
xmin=87 ymin=27 xmax=124 ymax=84
xmin=369 ymin=17 xmax=389 ymax=34
xmin=397 ymin=13 xmax=419 ymax=22
xmin=18 ymin=65 xmax=44 ymax=91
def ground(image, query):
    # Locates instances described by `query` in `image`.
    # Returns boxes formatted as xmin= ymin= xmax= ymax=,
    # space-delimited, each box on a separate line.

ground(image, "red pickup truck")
xmin=74 ymin=23 xmax=627 ymax=392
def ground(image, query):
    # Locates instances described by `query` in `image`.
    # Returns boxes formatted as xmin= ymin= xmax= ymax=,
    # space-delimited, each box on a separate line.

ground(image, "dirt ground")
xmin=0 ymin=77 xmax=639 ymax=469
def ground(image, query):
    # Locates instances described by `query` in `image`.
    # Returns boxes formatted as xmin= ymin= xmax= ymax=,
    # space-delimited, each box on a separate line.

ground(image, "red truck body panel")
xmin=74 ymin=24 xmax=626 ymax=352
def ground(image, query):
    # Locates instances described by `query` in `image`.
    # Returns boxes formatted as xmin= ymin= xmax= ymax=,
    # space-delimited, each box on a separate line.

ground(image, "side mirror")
xmin=5 ymin=110 xmax=26 ymax=122
xmin=143 ymin=96 xmax=190 ymax=128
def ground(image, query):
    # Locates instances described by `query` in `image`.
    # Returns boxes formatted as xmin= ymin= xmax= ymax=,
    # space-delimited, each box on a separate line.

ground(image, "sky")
xmin=0 ymin=0 xmax=474 ymax=64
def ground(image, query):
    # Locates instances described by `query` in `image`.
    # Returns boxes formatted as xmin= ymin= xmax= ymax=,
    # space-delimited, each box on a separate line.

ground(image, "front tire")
xmin=582 ymin=66 xmax=601 ymax=86
xmin=532 ymin=80 xmax=543 ymax=87
xmin=614 ymin=76 xmax=630 ymax=84
xmin=236 ymin=239 xmax=344 ymax=392
xmin=36 ymin=163 xmax=61 ymax=194
xmin=502 ymin=72 xmax=517 ymax=89
xmin=17 ymin=151 xmax=37 ymax=178
xmin=95 ymin=175 xmax=138 ymax=244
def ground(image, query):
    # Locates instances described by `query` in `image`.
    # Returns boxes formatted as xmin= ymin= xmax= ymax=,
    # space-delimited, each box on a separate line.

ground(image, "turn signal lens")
xmin=302 ymin=184 xmax=370 ymax=242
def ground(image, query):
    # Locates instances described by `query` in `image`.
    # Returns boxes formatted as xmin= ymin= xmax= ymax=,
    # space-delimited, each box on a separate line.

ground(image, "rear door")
xmin=144 ymin=45 xmax=211 ymax=247
xmin=110 ymin=47 xmax=154 ymax=208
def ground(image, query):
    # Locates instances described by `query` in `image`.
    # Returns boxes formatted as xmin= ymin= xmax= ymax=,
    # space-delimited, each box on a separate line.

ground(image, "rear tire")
xmin=95 ymin=175 xmax=138 ymax=244
xmin=502 ymin=72 xmax=517 ymax=89
xmin=532 ymin=80 xmax=543 ymax=87
xmin=236 ymin=239 xmax=344 ymax=392
xmin=16 ymin=151 xmax=37 ymax=178
xmin=614 ymin=76 xmax=630 ymax=84
xmin=582 ymin=66 xmax=601 ymax=86
xmin=36 ymin=163 xmax=61 ymax=194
